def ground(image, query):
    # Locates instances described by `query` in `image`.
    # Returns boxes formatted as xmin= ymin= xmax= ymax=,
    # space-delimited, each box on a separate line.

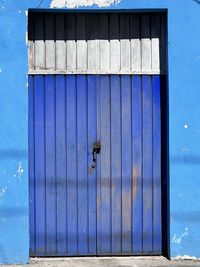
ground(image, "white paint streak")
xmin=18 ymin=162 xmax=24 ymax=177
xmin=50 ymin=0 xmax=121 ymax=8
xmin=172 ymin=228 xmax=189 ymax=244
xmin=25 ymin=10 xmax=28 ymax=16
xmin=181 ymin=146 xmax=190 ymax=152
xmin=0 ymin=186 xmax=7 ymax=197
xmin=0 ymin=68 xmax=2 ymax=73
xmin=184 ymin=123 xmax=188 ymax=129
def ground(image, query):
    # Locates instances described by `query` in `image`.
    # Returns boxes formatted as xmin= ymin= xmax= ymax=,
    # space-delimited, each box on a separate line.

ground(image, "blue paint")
xmin=29 ymin=75 xmax=161 ymax=256
xmin=0 ymin=0 xmax=200 ymax=263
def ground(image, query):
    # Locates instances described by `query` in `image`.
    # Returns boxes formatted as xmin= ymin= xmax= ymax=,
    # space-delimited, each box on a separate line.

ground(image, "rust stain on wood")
xmin=132 ymin=165 xmax=140 ymax=200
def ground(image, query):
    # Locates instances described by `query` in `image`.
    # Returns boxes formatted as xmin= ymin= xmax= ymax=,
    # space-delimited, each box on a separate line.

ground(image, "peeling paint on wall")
xmin=172 ymin=228 xmax=189 ymax=244
xmin=50 ymin=0 xmax=121 ymax=8
xmin=18 ymin=162 xmax=24 ymax=177
xmin=0 ymin=186 xmax=7 ymax=197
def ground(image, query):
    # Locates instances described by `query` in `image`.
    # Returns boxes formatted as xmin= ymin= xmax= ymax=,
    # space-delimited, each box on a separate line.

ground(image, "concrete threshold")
xmin=2 ymin=256 xmax=200 ymax=267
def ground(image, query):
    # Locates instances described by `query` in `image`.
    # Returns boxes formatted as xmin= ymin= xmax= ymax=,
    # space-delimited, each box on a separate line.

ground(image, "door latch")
xmin=91 ymin=141 xmax=101 ymax=168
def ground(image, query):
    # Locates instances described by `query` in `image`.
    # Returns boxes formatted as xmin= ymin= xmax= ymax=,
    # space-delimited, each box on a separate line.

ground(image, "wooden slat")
xmin=151 ymin=14 xmax=160 ymax=72
xmin=132 ymin=76 xmax=143 ymax=253
xmin=77 ymin=75 xmax=88 ymax=253
xmin=141 ymin=15 xmax=151 ymax=72
xmin=111 ymin=75 xmax=122 ymax=253
xmin=130 ymin=15 xmax=141 ymax=72
xmin=99 ymin=14 xmax=110 ymax=71
xmin=45 ymin=76 xmax=57 ymax=255
xmin=87 ymin=14 xmax=99 ymax=71
xmin=120 ymin=14 xmax=131 ymax=71
xmin=77 ymin=15 xmax=87 ymax=70
xmin=34 ymin=14 xmax=45 ymax=69
xmin=110 ymin=14 xmax=120 ymax=71
xmin=66 ymin=14 xmax=76 ymax=70
xmin=45 ymin=14 xmax=55 ymax=70
xmin=55 ymin=14 xmax=66 ymax=70
xmin=121 ymin=76 xmax=132 ymax=253
xmin=55 ymin=76 xmax=67 ymax=254
xmin=142 ymin=76 xmax=153 ymax=252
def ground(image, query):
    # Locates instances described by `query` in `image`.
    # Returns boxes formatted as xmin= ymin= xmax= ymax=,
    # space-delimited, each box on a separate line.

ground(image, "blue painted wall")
xmin=0 ymin=0 xmax=200 ymax=263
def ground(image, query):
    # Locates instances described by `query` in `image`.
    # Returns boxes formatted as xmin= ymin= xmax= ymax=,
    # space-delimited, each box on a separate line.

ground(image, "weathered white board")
xmin=28 ymin=12 xmax=166 ymax=75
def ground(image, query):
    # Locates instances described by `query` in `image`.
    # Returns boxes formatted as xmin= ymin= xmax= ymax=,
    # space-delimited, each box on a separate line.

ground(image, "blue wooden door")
xmin=29 ymin=74 xmax=161 ymax=256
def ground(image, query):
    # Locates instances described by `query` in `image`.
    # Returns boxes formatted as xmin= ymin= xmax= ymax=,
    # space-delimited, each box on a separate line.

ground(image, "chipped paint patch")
xmin=181 ymin=146 xmax=190 ymax=152
xmin=0 ymin=186 xmax=7 ymax=197
xmin=50 ymin=0 xmax=121 ymax=8
xmin=172 ymin=227 xmax=189 ymax=244
xmin=18 ymin=162 xmax=24 ymax=177
xmin=184 ymin=123 xmax=188 ymax=129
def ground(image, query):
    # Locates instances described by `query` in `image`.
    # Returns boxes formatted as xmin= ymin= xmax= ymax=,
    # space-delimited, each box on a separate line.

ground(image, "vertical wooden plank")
xmin=87 ymin=75 xmax=97 ymax=254
xmin=121 ymin=76 xmax=132 ymax=253
xmin=141 ymin=15 xmax=151 ymax=72
xmin=151 ymin=14 xmax=161 ymax=73
xmin=28 ymin=14 xmax=35 ymax=71
xmin=77 ymin=75 xmax=88 ymax=253
xmin=99 ymin=14 xmax=110 ymax=71
xmin=120 ymin=14 xmax=131 ymax=71
xmin=34 ymin=14 xmax=45 ymax=69
xmin=77 ymin=14 xmax=87 ymax=71
xmin=66 ymin=75 xmax=78 ymax=254
xmin=87 ymin=14 xmax=99 ymax=72
xmin=45 ymin=76 xmax=56 ymax=255
xmin=34 ymin=76 xmax=46 ymax=255
xmin=152 ymin=76 xmax=162 ymax=252
xmin=99 ymin=76 xmax=111 ymax=253
xmin=130 ymin=15 xmax=141 ymax=73
xmin=55 ymin=76 xmax=67 ymax=254
xmin=142 ymin=76 xmax=153 ymax=252
xmin=66 ymin=14 xmax=76 ymax=71
xmin=55 ymin=14 xmax=66 ymax=70
xmin=45 ymin=14 xmax=55 ymax=70
xmin=29 ymin=76 xmax=35 ymax=255
xmin=111 ymin=75 xmax=122 ymax=253
xmin=132 ymin=76 xmax=143 ymax=253
xmin=110 ymin=14 xmax=120 ymax=72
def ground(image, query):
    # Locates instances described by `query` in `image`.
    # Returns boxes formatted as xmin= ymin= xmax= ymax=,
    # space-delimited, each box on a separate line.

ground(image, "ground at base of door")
xmin=2 ymin=256 xmax=200 ymax=267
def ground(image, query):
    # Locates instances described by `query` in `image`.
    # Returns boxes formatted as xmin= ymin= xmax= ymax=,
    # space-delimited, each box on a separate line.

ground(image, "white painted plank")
xmin=141 ymin=14 xmax=151 ymax=72
xmin=110 ymin=14 xmax=120 ymax=71
xmin=130 ymin=15 xmax=141 ymax=72
xmin=66 ymin=14 xmax=76 ymax=70
xmin=76 ymin=14 xmax=87 ymax=71
xmin=99 ymin=14 xmax=110 ymax=71
xmin=28 ymin=13 xmax=34 ymax=70
xmin=34 ymin=13 xmax=45 ymax=69
xmin=87 ymin=14 xmax=99 ymax=71
xmin=151 ymin=14 xmax=160 ymax=72
xmin=120 ymin=14 xmax=130 ymax=71
xmin=55 ymin=14 xmax=66 ymax=70
xmin=45 ymin=14 xmax=55 ymax=70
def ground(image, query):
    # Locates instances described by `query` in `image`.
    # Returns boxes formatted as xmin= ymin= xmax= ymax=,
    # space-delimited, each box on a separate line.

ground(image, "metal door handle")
xmin=91 ymin=141 xmax=101 ymax=168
